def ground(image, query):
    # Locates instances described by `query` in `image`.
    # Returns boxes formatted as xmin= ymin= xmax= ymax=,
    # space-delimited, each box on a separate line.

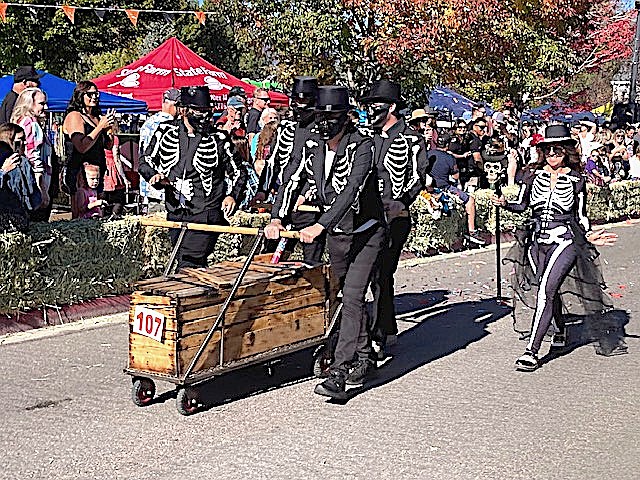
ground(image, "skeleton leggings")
xmin=526 ymin=234 xmax=578 ymax=354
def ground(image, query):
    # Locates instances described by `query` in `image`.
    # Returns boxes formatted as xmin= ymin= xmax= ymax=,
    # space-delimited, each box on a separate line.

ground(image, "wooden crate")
xmin=128 ymin=257 xmax=330 ymax=379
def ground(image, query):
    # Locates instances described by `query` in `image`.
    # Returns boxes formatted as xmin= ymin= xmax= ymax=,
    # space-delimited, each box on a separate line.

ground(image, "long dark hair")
xmin=66 ymin=80 xmax=101 ymax=117
xmin=528 ymin=143 xmax=583 ymax=173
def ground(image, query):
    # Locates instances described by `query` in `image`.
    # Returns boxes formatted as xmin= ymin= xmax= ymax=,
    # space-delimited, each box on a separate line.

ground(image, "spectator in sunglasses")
xmin=464 ymin=118 xmax=488 ymax=191
xmin=246 ymin=88 xmax=271 ymax=143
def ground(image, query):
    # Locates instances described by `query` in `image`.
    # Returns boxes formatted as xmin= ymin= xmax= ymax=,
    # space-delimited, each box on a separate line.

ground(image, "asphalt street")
xmin=1 ymin=222 xmax=639 ymax=480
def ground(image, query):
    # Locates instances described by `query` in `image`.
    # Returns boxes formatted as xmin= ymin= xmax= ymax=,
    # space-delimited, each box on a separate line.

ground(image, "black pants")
xmin=371 ymin=216 xmax=411 ymax=341
xmin=527 ymin=239 xmax=577 ymax=354
xmin=167 ymin=209 xmax=225 ymax=269
xmin=291 ymin=210 xmax=326 ymax=264
xmin=327 ymin=224 xmax=385 ymax=371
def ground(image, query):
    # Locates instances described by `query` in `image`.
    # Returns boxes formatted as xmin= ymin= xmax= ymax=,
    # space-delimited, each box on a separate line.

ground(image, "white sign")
xmin=132 ymin=306 xmax=166 ymax=342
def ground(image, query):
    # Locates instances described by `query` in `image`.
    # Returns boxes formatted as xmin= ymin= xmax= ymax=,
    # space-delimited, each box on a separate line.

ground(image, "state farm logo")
xmin=108 ymin=72 xmax=140 ymax=88
xmin=203 ymin=76 xmax=231 ymax=91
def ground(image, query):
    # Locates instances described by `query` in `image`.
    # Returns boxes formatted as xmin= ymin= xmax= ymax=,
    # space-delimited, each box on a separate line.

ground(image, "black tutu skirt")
xmin=503 ymin=220 xmax=627 ymax=355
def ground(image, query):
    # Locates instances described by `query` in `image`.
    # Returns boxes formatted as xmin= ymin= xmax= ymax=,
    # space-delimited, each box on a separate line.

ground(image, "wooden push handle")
xmin=140 ymin=216 xmax=300 ymax=239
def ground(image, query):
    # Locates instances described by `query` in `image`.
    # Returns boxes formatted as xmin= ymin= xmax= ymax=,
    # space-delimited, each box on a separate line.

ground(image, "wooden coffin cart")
xmin=125 ymin=219 xmax=336 ymax=415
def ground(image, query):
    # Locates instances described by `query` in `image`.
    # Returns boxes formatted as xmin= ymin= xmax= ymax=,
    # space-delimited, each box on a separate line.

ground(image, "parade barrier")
xmin=1 ymin=181 xmax=640 ymax=316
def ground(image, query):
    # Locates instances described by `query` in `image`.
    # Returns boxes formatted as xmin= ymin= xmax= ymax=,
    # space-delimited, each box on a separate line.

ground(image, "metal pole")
xmin=494 ymin=181 xmax=503 ymax=300
xmin=629 ymin=2 xmax=640 ymax=120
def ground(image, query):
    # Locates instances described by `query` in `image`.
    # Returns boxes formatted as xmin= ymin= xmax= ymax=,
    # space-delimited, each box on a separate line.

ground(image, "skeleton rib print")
xmin=529 ymin=171 xmax=576 ymax=223
xmin=193 ymin=136 xmax=220 ymax=196
xmin=383 ymin=134 xmax=417 ymax=199
xmin=152 ymin=126 xmax=180 ymax=174
xmin=331 ymin=144 xmax=355 ymax=197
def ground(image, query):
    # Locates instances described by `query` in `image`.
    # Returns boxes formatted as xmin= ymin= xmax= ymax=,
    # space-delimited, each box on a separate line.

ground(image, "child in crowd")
xmin=72 ymin=163 xmax=105 ymax=219
xmin=585 ymin=145 xmax=612 ymax=186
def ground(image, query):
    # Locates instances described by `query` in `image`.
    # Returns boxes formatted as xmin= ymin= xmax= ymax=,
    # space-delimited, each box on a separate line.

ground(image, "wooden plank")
xmin=222 ymin=261 xmax=288 ymax=274
xmin=180 ymin=304 xmax=325 ymax=340
xmin=221 ymin=312 xmax=326 ymax=363
xmin=134 ymin=274 xmax=190 ymax=289
xmin=177 ymin=331 xmax=222 ymax=374
xmin=129 ymin=333 xmax=177 ymax=376
xmin=130 ymin=293 xmax=173 ymax=307
xmin=178 ymin=287 xmax=325 ymax=324
xmin=180 ymin=268 xmax=233 ymax=288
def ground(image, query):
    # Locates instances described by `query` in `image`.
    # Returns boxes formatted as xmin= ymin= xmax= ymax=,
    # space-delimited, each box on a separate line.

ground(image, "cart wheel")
xmin=313 ymin=345 xmax=332 ymax=378
xmin=176 ymin=387 xmax=200 ymax=416
xmin=131 ymin=377 xmax=156 ymax=407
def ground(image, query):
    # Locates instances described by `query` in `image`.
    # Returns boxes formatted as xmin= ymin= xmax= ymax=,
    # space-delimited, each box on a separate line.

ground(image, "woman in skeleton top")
xmin=492 ymin=125 xmax=617 ymax=371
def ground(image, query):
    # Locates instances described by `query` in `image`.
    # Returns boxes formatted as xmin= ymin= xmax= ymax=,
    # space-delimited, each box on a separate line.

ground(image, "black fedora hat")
xmin=315 ymin=85 xmax=350 ymax=112
xmin=538 ymin=124 xmax=577 ymax=146
xmin=14 ymin=66 xmax=44 ymax=83
xmin=180 ymin=86 xmax=211 ymax=109
xmin=291 ymin=76 xmax=318 ymax=99
xmin=360 ymin=79 xmax=405 ymax=107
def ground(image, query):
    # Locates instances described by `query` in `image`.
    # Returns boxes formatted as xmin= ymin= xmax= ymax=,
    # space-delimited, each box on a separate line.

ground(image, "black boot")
xmin=346 ymin=359 xmax=373 ymax=385
xmin=314 ymin=371 xmax=347 ymax=399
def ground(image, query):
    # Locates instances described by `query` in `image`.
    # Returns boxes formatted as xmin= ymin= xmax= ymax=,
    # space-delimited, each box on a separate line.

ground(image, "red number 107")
xmin=136 ymin=311 xmax=162 ymax=337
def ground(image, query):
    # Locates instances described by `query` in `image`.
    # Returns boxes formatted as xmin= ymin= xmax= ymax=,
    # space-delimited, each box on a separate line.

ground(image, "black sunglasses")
xmin=256 ymin=97 xmax=271 ymax=102
xmin=85 ymin=91 xmax=100 ymax=98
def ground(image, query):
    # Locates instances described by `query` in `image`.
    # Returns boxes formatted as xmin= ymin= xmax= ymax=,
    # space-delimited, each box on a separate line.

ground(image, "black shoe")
xmin=467 ymin=230 xmax=486 ymax=245
xmin=346 ymin=360 xmax=373 ymax=385
xmin=314 ymin=372 xmax=346 ymax=399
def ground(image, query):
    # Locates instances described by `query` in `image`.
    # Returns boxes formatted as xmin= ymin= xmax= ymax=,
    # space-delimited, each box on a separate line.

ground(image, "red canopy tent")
xmin=93 ymin=37 xmax=288 ymax=111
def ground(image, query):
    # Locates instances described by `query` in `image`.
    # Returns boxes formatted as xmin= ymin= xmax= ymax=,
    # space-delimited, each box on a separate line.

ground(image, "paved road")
xmin=1 ymin=223 xmax=639 ymax=480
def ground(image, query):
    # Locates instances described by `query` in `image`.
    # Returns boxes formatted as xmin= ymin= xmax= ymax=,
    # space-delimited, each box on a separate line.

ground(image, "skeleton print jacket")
xmin=272 ymin=129 xmax=385 ymax=235
xmin=139 ymin=121 xmax=247 ymax=215
xmin=504 ymin=168 xmax=590 ymax=241
xmin=372 ymin=118 xmax=429 ymax=216
xmin=259 ymin=119 xmax=297 ymax=195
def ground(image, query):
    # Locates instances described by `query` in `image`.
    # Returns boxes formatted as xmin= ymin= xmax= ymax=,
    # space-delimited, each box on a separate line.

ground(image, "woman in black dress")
xmin=62 ymin=81 xmax=114 ymax=195
xmin=491 ymin=125 xmax=618 ymax=371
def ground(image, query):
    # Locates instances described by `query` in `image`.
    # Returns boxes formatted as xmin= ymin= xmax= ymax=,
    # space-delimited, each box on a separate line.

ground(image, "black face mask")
xmin=186 ymin=110 xmax=212 ymax=134
xmin=316 ymin=113 xmax=347 ymax=140
xmin=291 ymin=99 xmax=315 ymax=126
xmin=368 ymin=103 xmax=391 ymax=130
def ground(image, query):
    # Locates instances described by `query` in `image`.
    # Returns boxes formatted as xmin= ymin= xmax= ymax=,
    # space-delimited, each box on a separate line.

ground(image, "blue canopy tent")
xmin=0 ymin=71 xmax=147 ymax=113
xmin=521 ymin=104 xmax=599 ymax=124
xmin=428 ymin=86 xmax=493 ymax=119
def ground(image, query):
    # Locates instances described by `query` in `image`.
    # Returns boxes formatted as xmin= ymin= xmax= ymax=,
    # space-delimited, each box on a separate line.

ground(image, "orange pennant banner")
xmin=0 ymin=3 xmax=7 ymax=22
xmin=195 ymin=11 xmax=206 ymax=25
xmin=61 ymin=5 xmax=75 ymax=24
xmin=125 ymin=9 xmax=139 ymax=27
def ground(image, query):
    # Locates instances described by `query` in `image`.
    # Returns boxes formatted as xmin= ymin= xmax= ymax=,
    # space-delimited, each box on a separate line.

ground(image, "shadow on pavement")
xmin=330 ymin=293 xmax=512 ymax=404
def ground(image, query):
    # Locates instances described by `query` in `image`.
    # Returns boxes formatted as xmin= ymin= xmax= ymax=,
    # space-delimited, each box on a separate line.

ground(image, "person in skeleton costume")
xmin=492 ymin=125 xmax=619 ymax=371
xmin=265 ymin=86 xmax=386 ymax=399
xmin=360 ymin=80 xmax=430 ymax=350
xmin=258 ymin=76 xmax=325 ymax=264
xmin=139 ymin=86 xmax=247 ymax=269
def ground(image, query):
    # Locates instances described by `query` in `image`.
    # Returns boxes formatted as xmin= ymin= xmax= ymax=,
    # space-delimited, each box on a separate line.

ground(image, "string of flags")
xmin=0 ymin=3 xmax=210 ymax=26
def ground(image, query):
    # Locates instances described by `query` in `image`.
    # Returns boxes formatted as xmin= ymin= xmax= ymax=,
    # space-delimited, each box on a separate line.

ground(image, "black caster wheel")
xmin=176 ymin=387 xmax=201 ymax=416
xmin=131 ymin=377 xmax=156 ymax=407
xmin=313 ymin=345 xmax=332 ymax=378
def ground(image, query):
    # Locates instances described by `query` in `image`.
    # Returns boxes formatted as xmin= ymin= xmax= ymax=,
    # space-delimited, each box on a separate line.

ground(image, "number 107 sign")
xmin=133 ymin=306 xmax=166 ymax=342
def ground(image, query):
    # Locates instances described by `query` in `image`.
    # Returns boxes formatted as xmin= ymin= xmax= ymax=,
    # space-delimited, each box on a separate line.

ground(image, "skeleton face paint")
xmin=368 ymin=103 xmax=391 ymax=130
xmin=316 ymin=111 xmax=347 ymax=140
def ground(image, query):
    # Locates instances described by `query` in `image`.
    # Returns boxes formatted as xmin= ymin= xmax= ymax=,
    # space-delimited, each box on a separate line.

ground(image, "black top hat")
xmin=360 ymin=79 xmax=405 ymax=107
xmin=538 ymin=125 xmax=577 ymax=145
xmin=481 ymin=138 xmax=507 ymax=162
xmin=315 ymin=86 xmax=350 ymax=112
xmin=291 ymin=76 xmax=318 ymax=99
xmin=14 ymin=66 xmax=43 ymax=83
xmin=180 ymin=86 xmax=211 ymax=109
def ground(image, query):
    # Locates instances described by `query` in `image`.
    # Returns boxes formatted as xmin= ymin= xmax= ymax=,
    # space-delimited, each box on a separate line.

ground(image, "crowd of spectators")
xmin=1 ymin=63 xmax=640 ymax=236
